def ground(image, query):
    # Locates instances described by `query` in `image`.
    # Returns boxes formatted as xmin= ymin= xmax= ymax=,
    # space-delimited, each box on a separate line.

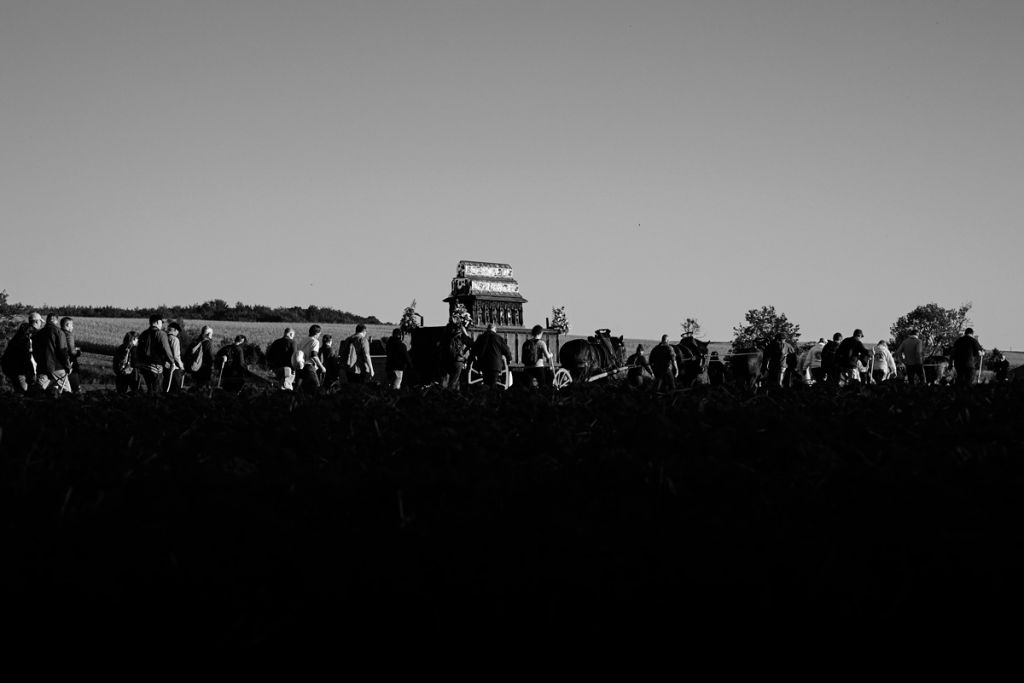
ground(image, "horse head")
xmin=612 ymin=335 xmax=626 ymax=365
xmin=678 ymin=335 xmax=710 ymax=368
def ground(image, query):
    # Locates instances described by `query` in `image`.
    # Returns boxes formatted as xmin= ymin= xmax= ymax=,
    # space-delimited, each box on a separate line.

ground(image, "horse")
xmin=727 ymin=338 xmax=769 ymax=391
xmin=674 ymin=336 xmax=709 ymax=387
xmin=558 ymin=329 xmax=626 ymax=382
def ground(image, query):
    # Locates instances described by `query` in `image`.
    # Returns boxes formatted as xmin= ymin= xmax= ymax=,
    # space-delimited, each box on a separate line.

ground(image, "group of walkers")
xmin=1 ymin=309 xmax=1012 ymax=397
xmin=622 ymin=327 xmax=1006 ymax=390
xmin=265 ymin=323 xmax=381 ymax=393
xmin=117 ymin=318 xmax=389 ymax=395
xmin=1 ymin=312 xmax=82 ymax=396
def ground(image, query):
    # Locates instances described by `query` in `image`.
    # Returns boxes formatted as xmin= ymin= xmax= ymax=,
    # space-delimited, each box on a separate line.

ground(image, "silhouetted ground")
xmin=2 ymin=382 xmax=1023 ymax=652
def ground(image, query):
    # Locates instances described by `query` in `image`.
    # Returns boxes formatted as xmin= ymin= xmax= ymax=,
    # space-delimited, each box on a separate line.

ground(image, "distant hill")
xmin=1 ymin=298 xmax=387 ymax=326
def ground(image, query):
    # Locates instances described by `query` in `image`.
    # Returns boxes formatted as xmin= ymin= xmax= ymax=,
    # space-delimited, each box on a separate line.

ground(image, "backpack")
xmin=338 ymin=337 xmax=355 ymax=369
xmin=522 ymin=338 xmax=540 ymax=366
xmin=137 ymin=329 xmax=155 ymax=364
xmin=187 ymin=340 xmax=203 ymax=372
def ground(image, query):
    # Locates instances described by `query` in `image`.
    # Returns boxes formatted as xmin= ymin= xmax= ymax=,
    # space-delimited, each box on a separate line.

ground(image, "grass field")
xmin=72 ymin=317 xmax=399 ymax=355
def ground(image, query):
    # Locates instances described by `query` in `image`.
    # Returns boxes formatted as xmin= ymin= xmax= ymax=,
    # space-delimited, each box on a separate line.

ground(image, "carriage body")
xmin=410 ymin=325 xmax=563 ymax=386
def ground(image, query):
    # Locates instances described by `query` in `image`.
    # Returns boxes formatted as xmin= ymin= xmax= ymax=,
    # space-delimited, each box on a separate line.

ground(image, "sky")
xmin=2 ymin=0 xmax=1022 ymax=348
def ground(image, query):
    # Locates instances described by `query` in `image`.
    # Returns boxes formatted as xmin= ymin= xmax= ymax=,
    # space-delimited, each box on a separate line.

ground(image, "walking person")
xmin=625 ymin=344 xmax=654 ymax=388
xmin=649 ymin=335 xmax=679 ymax=392
xmin=870 ymin=340 xmax=897 ymax=383
xmin=467 ymin=322 xmax=512 ymax=388
xmin=112 ymin=331 xmax=143 ymax=394
xmin=522 ymin=324 xmax=553 ymax=388
xmin=134 ymin=314 xmax=175 ymax=395
xmin=989 ymin=349 xmax=1010 ymax=383
xmin=60 ymin=317 xmax=82 ymax=394
xmin=821 ymin=333 xmax=843 ymax=384
xmin=345 ymin=324 xmax=375 ymax=384
xmin=165 ymin=322 xmax=186 ymax=392
xmin=764 ymin=333 xmax=793 ymax=388
xmin=706 ymin=350 xmax=726 ymax=387
xmin=294 ymin=325 xmax=326 ymax=394
xmin=320 ymin=334 xmax=341 ymax=388
xmin=267 ymin=328 xmax=296 ymax=391
xmin=800 ymin=338 xmax=827 ymax=384
xmin=215 ymin=335 xmax=248 ymax=392
xmin=187 ymin=326 xmax=215 ymax=390
xmin=385 ymin=328 xmax=414 ymax=389
xmin=1 ymin=311 xmax=43 ymax=394
xmin=440 ymin=321 xmax=473 ymax=391
xmin=951 ymin=328 xmax=984 ymax=387
xmin=835 ymin=329 xmax=871 ymax=384
xmin=894 ymin=330 xmax=926 ymax=385
xmin=33 ymin=313 xmax=73 ymax=396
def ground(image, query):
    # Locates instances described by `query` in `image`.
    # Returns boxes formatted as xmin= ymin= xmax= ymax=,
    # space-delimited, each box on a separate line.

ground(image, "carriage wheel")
xmin=553 ymin=368 xmax=572 ymax=390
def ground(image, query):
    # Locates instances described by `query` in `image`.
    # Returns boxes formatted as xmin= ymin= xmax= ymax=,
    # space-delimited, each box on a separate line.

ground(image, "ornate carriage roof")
xmin=447 ymin=260 xmax=527 ymax=301
xmin=456 ymin=261 xmax=515 ymax=280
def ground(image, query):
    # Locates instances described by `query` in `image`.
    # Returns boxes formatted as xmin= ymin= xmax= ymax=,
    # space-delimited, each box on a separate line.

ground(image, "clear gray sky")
xmin=3 ymin=0 xmax=1022 ymax=347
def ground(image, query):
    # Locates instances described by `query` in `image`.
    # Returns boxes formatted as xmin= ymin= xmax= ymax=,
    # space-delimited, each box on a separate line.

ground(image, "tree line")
xmin=0 ymin=291 xmax=385 ymax=325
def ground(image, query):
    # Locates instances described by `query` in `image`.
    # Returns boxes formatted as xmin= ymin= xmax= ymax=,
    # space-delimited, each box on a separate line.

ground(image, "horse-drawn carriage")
xmin=552 ymin=331 xmax=710 ymax=390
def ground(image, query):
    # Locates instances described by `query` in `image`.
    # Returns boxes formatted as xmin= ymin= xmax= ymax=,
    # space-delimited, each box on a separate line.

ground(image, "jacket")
xmin=835 ymin=337 xmax=870 ymax=369
xmin=136 ymin=326 xmax=174 ymax=370
xmin=442 ymin=329 xmax=473 ymax=366
xmin=800 ymin=342 xmax=826 ymax=371
xmin=168 ymin=334 xmax=184 ymax=370
xmin=648 ymin=342 xmax=678 ymax=374
xmin=386 ymin=337 xmax=413 ymax=372
xmin=32 ymin=323 xmax=69 ymax=375
xmin=894 ymin=336 xmax=924 ymax=365
xmin=870 ymin=345 xmax=897 ymax=376
xmin=1 ymin=323 xmax=36 ymax=375
xmin=346 ymin=333 xmax=374 ymax=375
xmin=951 ymin=334 xmax=983 ymax=368
xmin=267 ymin=336 xmax=295 ymax=369
xmin=468 ymin=331 xmax=511 ymax=372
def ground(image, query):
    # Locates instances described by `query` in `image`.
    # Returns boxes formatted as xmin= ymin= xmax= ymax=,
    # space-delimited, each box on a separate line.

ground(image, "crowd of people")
xmin=0 ymin=312 xmax=82 ymax=396
xmin=0 ymin=310 xmax=1013 ymax=397
xmin=624 ymin=327 xmax=1006 ymax=390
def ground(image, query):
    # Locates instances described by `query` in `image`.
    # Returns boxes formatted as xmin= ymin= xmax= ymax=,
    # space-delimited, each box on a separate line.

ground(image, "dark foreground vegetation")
xmin=3 ymin=382 xmax=1024 ymax=651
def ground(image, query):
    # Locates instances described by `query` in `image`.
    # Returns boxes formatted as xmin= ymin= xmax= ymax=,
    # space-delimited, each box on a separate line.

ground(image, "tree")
xmin=0 ymin=290 xmax=30 ymax=354
xmin=732 ymin=305 xmax=800 ymax=351
xmin=550 ymin=306 xmax=569 ymax=334
xmin=681 ymin=317 xmax=702 ymax=338
xmin=890 ymin=302 xmax=972 ymax=357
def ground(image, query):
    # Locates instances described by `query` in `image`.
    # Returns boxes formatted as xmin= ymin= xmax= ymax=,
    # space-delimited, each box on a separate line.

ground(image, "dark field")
xmin=3 ymin=382 xmax=1024 ymax=651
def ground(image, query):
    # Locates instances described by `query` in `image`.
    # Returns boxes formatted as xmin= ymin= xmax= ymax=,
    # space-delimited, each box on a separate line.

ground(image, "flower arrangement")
xmin=450 ymin=303 xmax=473 ymax=329
xmin=399 ymin=300 xmax=422 ymax=335
xmin=550 ymin=306 xmax=569 ymax=334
